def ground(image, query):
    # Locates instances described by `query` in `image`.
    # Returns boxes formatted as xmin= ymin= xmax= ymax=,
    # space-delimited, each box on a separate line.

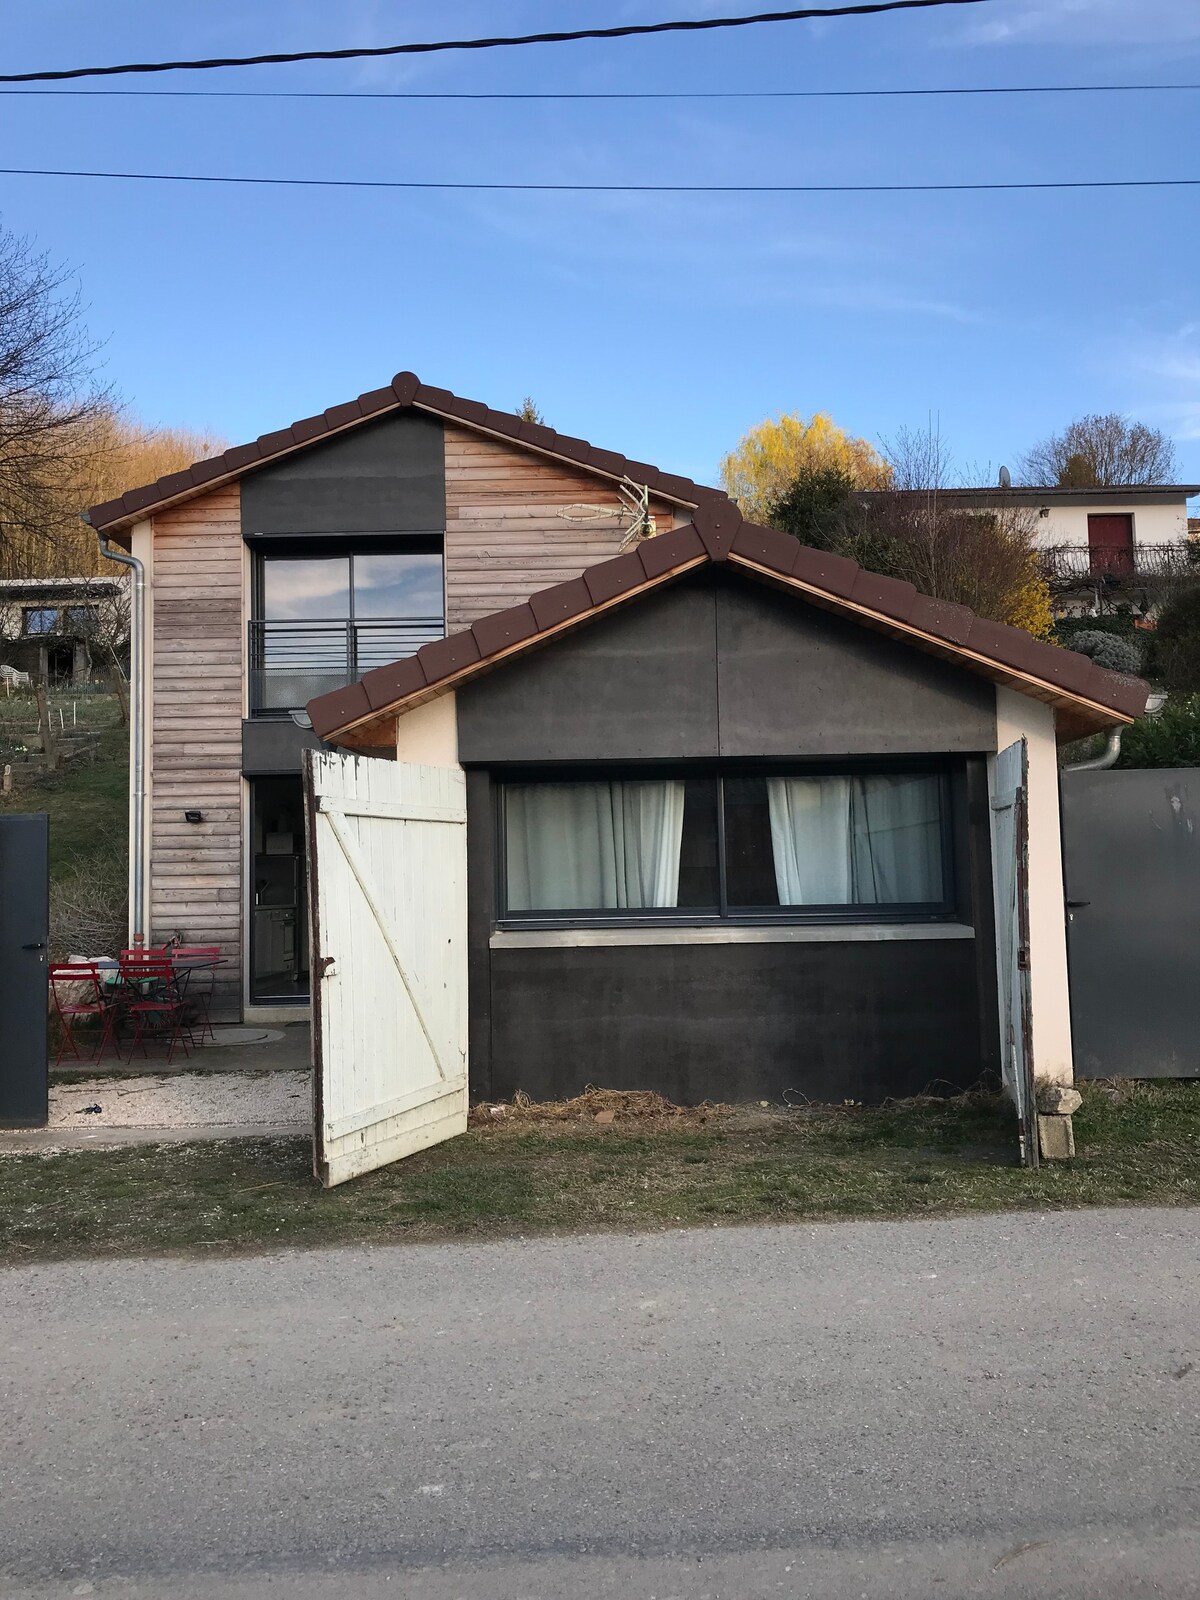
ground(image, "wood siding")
xmin=149 ymin=484 xmax=243 ymax=1016
xmin=444 ymin=425 xmax=679 ymax=629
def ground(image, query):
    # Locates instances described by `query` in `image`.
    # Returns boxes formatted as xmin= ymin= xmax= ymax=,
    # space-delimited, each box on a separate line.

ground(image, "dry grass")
xmin=469 ymin=1086 xmax=729 ymax=1130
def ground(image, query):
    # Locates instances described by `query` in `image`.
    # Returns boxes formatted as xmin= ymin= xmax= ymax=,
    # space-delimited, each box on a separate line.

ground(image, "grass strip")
xmin=2 ymin=1080 xmax=1198 ymax=1265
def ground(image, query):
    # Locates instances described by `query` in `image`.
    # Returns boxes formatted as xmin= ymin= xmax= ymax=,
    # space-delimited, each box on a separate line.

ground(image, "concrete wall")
xmin=457 ymin=574 xmax=996 ymax=765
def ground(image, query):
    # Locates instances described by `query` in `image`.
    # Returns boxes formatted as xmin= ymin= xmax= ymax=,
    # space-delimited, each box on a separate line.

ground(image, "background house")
xmin=0 ymin=575 xmax=128 ymax=687
xmin=861 ymin=483 xmax=1200 ymax=615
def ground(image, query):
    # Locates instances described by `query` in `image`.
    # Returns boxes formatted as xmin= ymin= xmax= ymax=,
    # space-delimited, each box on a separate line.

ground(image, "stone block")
xmin=1037 ymin=1084 xmax=1083 ymax=1116
xmin=1037 ymin=1113 xmax=1076 ymax=1160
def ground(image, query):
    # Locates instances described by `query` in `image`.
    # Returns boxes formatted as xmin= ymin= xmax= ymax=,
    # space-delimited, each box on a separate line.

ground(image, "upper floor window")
xmin=250 ymin=543 xmax=444 ymax=715
xmin=22 ymin=607 xmax=58 ymax=636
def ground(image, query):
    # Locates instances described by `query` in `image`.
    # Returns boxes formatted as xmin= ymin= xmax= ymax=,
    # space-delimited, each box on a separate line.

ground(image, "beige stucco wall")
xmin=1028 ymin=499 xmax=1188 ymax=550
xmin=394 ymin=692 xmax=459 ymax=768
xmin=993 ymin=686 xmax=1074 ymax=1086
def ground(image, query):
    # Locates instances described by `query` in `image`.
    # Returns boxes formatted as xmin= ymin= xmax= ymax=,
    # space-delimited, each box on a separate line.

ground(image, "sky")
xmin=1 ymin=0 xmax=1199 ymax=492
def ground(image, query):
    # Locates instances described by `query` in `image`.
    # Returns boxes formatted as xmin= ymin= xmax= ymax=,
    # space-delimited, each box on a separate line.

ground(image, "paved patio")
xmin=5 ymin=1024 xmax=314 ymax=1152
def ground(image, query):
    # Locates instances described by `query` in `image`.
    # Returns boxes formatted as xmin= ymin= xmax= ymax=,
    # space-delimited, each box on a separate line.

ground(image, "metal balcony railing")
xmin=248 ymin=617 xmax=444 ymax=715
xmin=1035 ymin=543 xmax=1200 ymax=588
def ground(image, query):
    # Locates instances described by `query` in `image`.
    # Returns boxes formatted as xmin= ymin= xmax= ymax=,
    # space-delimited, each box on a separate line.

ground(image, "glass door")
xmin=250 ymin=777 xmax=309 ymax=1001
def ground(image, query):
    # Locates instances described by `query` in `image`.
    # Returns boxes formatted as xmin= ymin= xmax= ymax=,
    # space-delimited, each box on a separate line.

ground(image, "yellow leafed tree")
xmin=719 ymin=411 xmax=891 ymax=520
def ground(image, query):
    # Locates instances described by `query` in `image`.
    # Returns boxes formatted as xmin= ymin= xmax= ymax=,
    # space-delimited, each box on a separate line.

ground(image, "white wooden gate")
xmin=990 ymin=738 xmax=1038 ymax=1168
xmin=303 ymin=749 xmax=468 ymax=1187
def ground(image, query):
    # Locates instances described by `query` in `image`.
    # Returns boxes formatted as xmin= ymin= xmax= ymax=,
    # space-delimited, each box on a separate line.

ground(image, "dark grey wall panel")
xmin=1063 ymin=769 xmax=1200 ymax=1078
xmin=457 ymin=584 xmax=720 ymax=764
xmin=242 ymin=719 xmax=331 ymax=775
xmin=241 ymin=411 xmax=445 ymax=535
xmin=715 ymin=582 xmax=995 ymax=756
xmin=457 ymin=571 xmax=994 ymax=766
xmin=487 ymin=939 xmax=982 ymax=1105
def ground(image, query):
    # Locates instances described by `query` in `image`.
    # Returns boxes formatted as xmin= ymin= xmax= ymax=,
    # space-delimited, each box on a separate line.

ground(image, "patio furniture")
xmin=117 ymin=956 xmax=191 ymax=1063
xmin=48 ymin=962 xmax=119 ymax=1066
xmin=170 ymin=946 xmax=222 ymax=1044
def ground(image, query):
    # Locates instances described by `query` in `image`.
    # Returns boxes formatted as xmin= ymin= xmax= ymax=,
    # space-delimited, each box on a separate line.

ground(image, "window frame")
xmin=22 ymin=606 xmax=59 ymax=636
xmin=250 ymin=536 xmax=445 ymax=626
xmin=493 ymin=758 xmax=961 ymax=930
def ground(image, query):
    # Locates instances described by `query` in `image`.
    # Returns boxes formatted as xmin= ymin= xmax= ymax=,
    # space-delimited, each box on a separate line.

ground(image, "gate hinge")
xmin=1017 ymin=947 xmax=1031 ymax=970
xmin=315 ymin=955 xmax=337 ymax=980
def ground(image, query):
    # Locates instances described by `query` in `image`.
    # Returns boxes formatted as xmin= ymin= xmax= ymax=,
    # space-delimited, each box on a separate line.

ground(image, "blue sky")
xmin=2 ymin=0 xmax=1199 ymax=489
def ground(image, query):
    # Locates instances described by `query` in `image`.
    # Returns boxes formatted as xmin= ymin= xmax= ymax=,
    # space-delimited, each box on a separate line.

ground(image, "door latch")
xmin=315 ymin=955 xmax=336 ymax=980
xmin=21 ymin=941 xmax=46 ymax=951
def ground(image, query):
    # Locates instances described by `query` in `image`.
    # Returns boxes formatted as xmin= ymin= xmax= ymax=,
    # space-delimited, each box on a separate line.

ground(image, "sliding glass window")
xmin=250 ymin=545 xmax=444 ymax=714
xmin=498 ymin=768 xmax=954 ymax=925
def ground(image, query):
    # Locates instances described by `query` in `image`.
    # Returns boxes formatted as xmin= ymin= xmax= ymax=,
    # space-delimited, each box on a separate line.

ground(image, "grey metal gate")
xmin=1062 ymin=769 xmax=1200 ymax=1079
xmin=0 ymin=813 xmax=50 ymax=1126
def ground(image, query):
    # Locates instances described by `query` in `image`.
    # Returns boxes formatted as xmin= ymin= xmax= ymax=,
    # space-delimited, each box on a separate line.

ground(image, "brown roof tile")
xmin=360 ymin=654 xmax=427 ymax=713
xmin=789 ymin=544 xmax=859 ymax=598
xmin=308 ymin=680 xmax=372 ymax=742
xmin=582 ymin=550 xmax=647 ymax=607
xmin=417 ymin=631 xmax=482 ymax=682
xmin=637 ymin=522 xmax=706 ymax=577
xmin=471 ymin=602 xmax=541 ymax=658
xmin=849 ymin=570 xmax=919 ymax=623
xmin=528 ymin=576 xmax=594 ymax=631
xmin=907 ymin=593 xmax=976 ymax=646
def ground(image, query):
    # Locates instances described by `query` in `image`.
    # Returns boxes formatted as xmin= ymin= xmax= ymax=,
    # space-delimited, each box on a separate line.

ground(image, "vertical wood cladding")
xmin=149 ymin=484 xmax=243 ymax=1015
xmin=443 ymin=424 xmax=679 ymax=629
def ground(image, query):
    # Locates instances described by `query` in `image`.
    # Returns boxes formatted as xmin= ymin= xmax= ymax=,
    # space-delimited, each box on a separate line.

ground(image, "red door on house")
xmin=1087 ymin=513 xmax=1135 ymax=578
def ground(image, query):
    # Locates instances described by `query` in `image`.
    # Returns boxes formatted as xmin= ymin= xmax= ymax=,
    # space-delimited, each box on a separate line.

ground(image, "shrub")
xmin=1115 ymin=695 xmax=1200 ymax=769
xmin=49 ymin=850 xmax=127 ymax=959
xmin=1148 ymin=585 xmax=1200 ymax=695
xmin=1066 ymin=629 xmax=1144 ymax=676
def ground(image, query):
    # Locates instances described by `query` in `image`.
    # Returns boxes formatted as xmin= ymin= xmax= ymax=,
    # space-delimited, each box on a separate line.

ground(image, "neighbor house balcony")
xmin=248 ymin=617 xmax=443 ymax=716
xmin=1036 ymin=543 xmax=1199 ymax=590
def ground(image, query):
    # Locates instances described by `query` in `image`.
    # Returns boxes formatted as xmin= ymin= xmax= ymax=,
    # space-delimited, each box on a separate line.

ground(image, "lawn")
xmin=0 ymin=718 xmax=128 ymax=878
xmin=0 ymin=707 xmax=128 ymax=952
xmin=2 ymin=1080 xmax=1198 ymax=1265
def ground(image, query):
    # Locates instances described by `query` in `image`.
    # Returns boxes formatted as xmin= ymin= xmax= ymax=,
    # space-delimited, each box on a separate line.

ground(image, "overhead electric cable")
xmin=0 ymin=0 xmax=988 ymax=84
xmin=0 ymin=165 xmax=1195 ymax=195
xmin=1 ymin=82 xmax=1194 ymax=101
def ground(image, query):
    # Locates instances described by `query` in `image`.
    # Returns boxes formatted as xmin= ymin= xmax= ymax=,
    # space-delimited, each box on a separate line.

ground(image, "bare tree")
xmin=0 ymin=224 xmax=109 ymax=577
xmin=1020 ymin=413 xmax=1178 ymax=487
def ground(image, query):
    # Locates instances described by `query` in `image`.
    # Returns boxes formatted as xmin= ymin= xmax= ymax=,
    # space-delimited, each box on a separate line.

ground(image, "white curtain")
xmin=505 ymin=781 xmax=686 ymax=911
xmin=767 ymin=774 xmax=943 ymax=906
xmin=767 ymin=777 xmax=854 ymax=904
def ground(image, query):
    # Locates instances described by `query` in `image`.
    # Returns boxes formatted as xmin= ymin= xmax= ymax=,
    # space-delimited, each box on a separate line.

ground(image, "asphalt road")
xmin=3 ymin=1208 xmax=1199 ymax=1599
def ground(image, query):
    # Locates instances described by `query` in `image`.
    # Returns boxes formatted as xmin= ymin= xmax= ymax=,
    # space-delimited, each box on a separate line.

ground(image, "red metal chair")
xmin=48 ymin=963 xmax=119 ymax=1066
xmin=170 ymin=946 xmax=221 ymax=1044
xmin=118 ymin=956 xmax=191 ymax=1063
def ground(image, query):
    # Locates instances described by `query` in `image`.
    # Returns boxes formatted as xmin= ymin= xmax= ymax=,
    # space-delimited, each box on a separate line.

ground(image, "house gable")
xmin=455 ymin=571 xmax=996 ymax=765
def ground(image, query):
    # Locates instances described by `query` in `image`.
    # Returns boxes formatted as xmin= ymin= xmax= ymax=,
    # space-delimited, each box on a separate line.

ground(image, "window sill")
xmin=490 ymin=923 xmax=975 ymax=951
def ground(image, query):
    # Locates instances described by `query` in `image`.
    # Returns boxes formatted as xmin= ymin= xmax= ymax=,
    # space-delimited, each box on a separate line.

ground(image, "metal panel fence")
xmin=1062 ymin=768 xmax=1200 ymax=1079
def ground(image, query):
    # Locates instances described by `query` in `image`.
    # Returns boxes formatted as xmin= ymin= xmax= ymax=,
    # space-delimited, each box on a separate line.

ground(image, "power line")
xmin=0 ymin=0 xmax=987 ymax=84
xmin=1 ymin=165 xmax=1195 ymax=195
xmin=1 ymin=82 xmax=1195 ymax=102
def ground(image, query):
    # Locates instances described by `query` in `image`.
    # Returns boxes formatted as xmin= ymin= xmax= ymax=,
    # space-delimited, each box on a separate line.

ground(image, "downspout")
xmin=1063 ymin=728 xmax=1123 ymax=772
xmin=83 ymin=513 xmax=146 ymax=946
